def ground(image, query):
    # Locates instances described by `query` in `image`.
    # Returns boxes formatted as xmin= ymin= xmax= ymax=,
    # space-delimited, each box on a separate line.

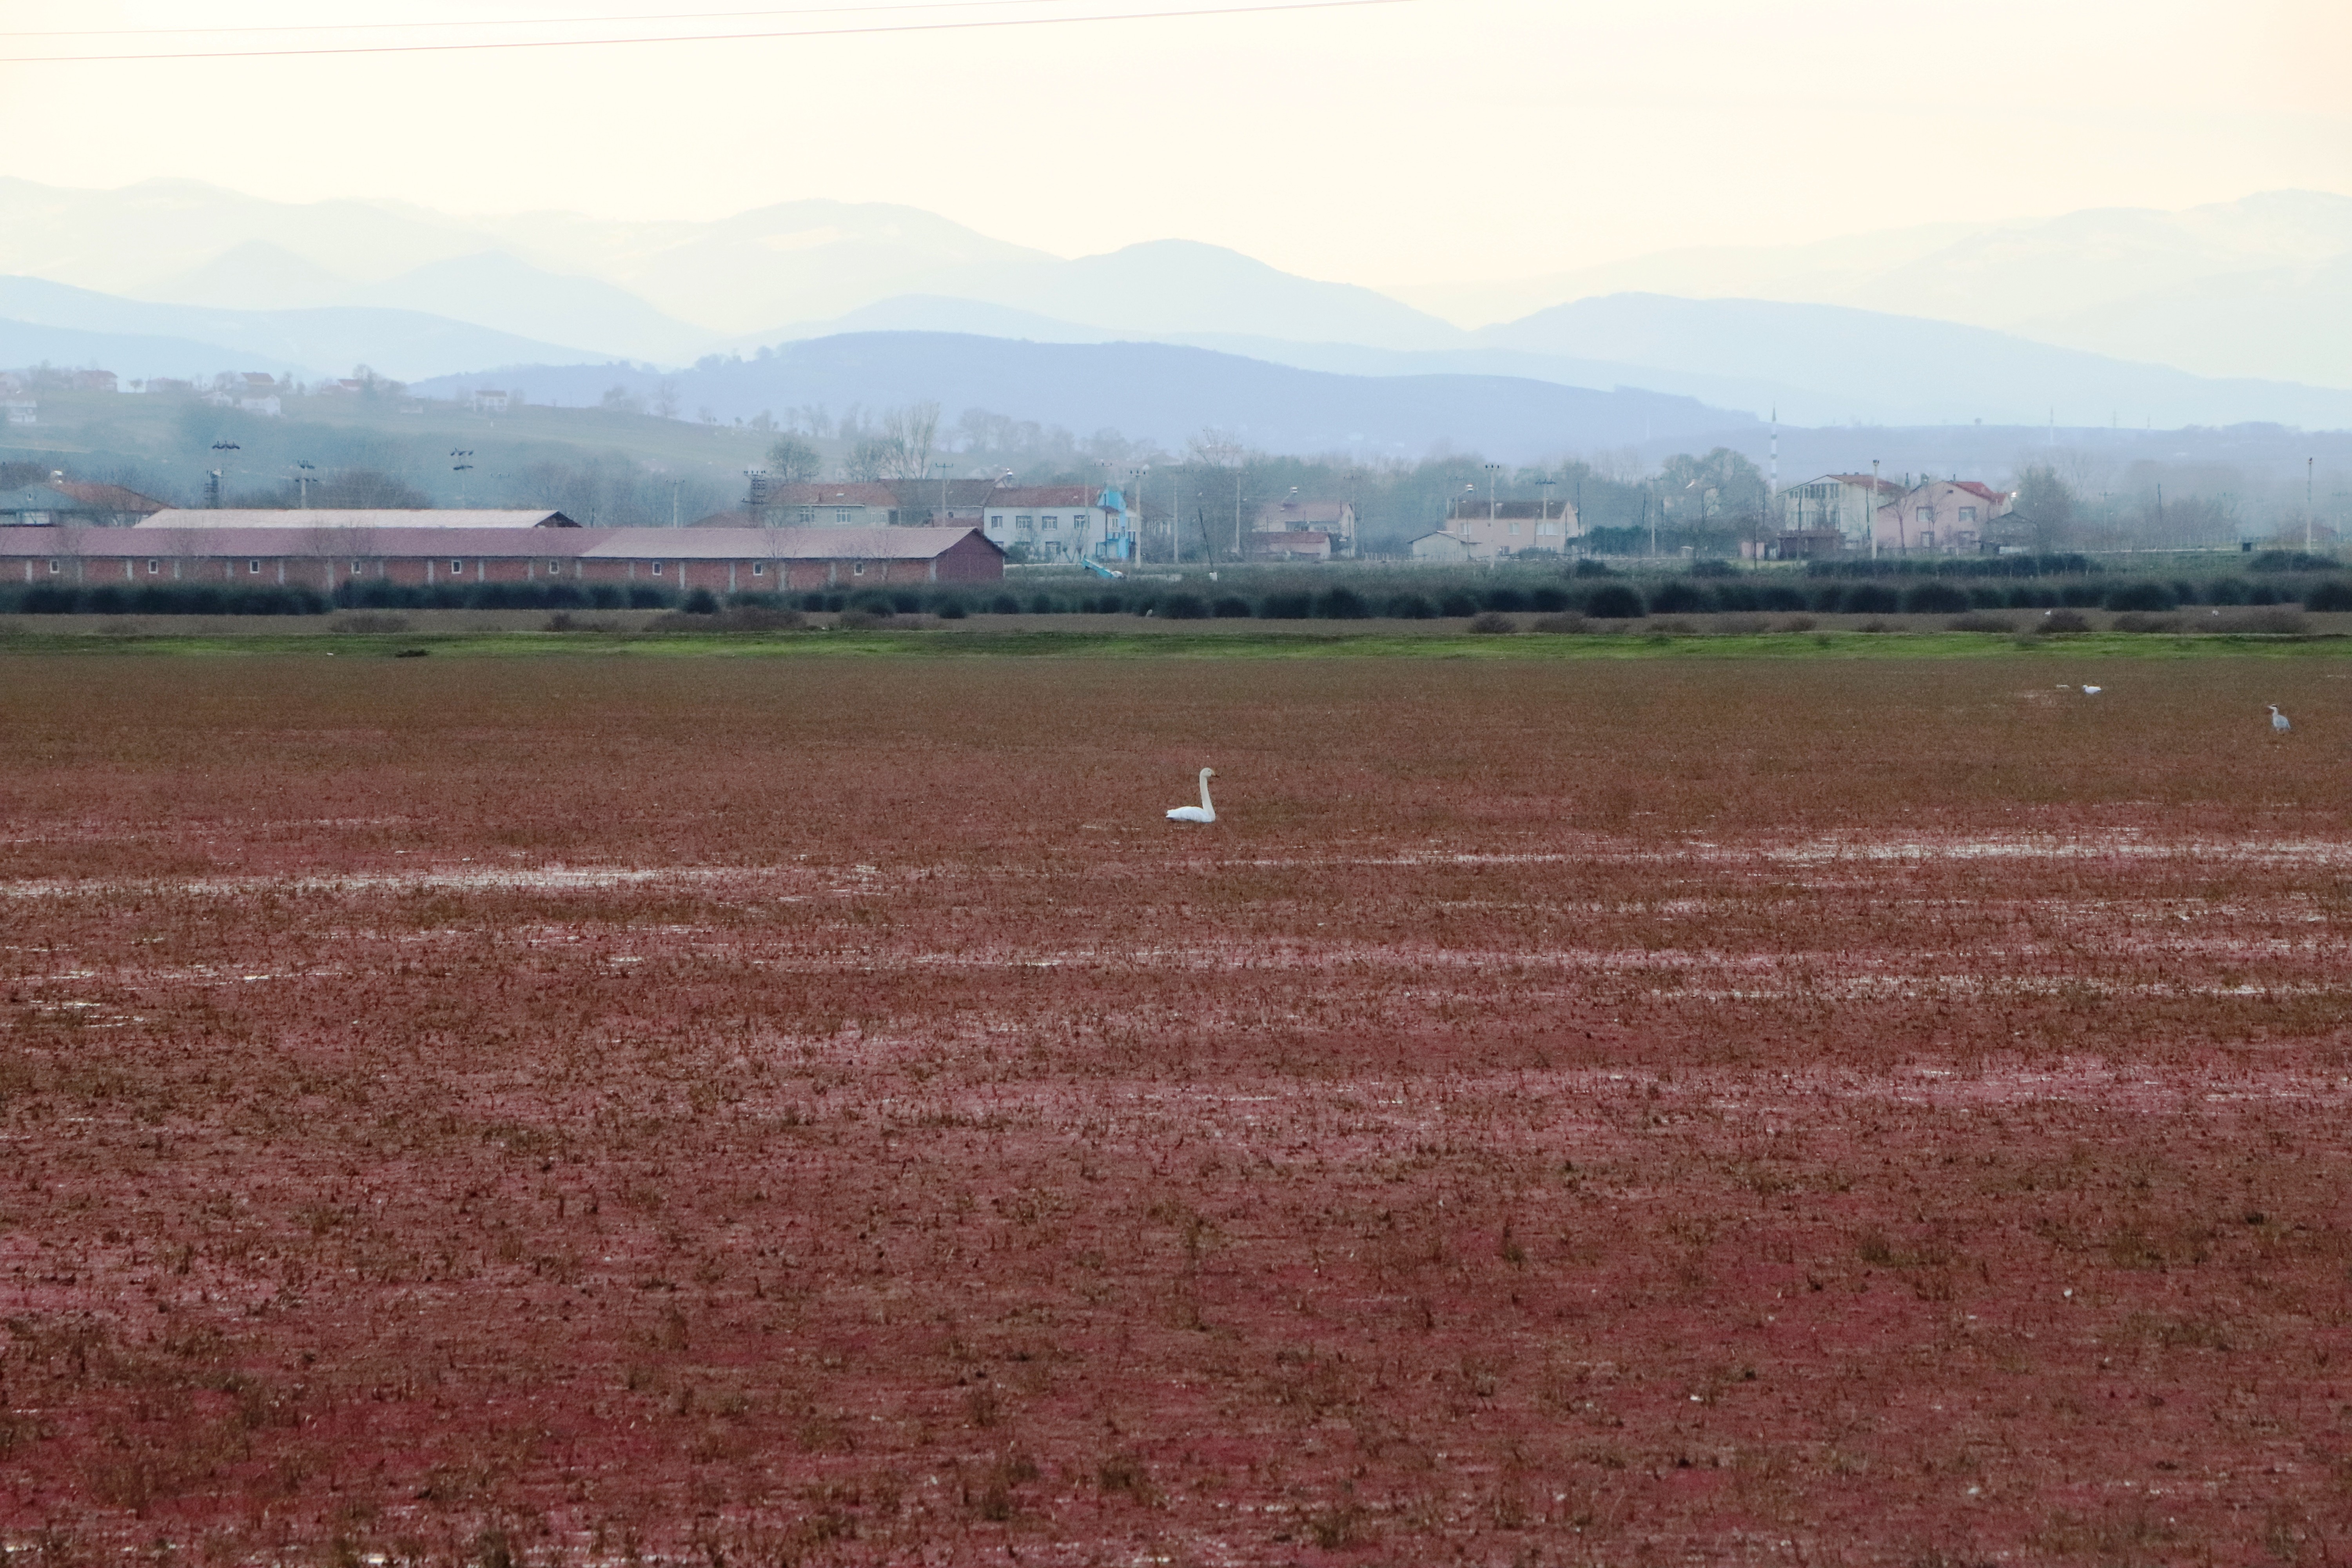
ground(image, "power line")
xmin=0 ymin=0 xmax=1414 ymax=63
xmin=0 ymin=0 xmax=1107 ymax=41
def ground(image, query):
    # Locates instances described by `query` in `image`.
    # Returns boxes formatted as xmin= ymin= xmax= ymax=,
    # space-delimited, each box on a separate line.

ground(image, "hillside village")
xmin=1 ymin=365 xmax=2336 ymax=563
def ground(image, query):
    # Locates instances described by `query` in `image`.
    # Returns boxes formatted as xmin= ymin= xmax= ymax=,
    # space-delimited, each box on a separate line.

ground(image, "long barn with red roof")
xmin=1 ymin=510 xmax=1004 ymax=594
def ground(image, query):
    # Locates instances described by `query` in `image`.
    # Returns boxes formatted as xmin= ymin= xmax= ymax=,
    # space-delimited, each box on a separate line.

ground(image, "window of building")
xmin=249 ymin=560 xmax=261 ymax=574
xmin=1043 ymin=515 xmax=1060 ymax=530
xmin=835 ymin=508 xmax=853 ymax=524
xmin=549 ymin=559 xmax=563 ymax=573
xmin=354 ymin=561 xmax=365 ymax=575
xmin=852 ymin=561 xmax=865 ymax=575
xmin=651 ymin=561 xmax=663 ymax=575
xmin=47 ymin=559 xmax=60 ymax=574
xmin=1508 ymin=522 xmax=1520 ymax=535
xmin=451 ymin=560 xmax=464 ymax=576
xmin=1959 ymin=507 xmax=1977 ymax=524
xmin=987 ymin=514 xmax=1005 ymax=532
xmin=798 ymin=506 xmax=815 ymax=524
xmin=1917 ymin=508 xmax=1934 ymax=525
xmin=146 ymin=559 xmax=159 ymax=574
xmin=751 ymin=562 xmax=765 ymax=576
xmin=1016 ymin=514 xmax=1034 ymax=530
xmin=1919 ymin=532 xmax=1935 ymax=550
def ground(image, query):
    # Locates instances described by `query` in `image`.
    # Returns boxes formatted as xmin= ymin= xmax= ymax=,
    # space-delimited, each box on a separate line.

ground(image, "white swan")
xmin=1166 ymin=767 xmax=1218 ymax=824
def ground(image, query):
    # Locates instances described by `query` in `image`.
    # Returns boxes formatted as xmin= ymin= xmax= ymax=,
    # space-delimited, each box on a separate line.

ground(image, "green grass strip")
xmin=5 ymin=626 xmax=2352 ymax=660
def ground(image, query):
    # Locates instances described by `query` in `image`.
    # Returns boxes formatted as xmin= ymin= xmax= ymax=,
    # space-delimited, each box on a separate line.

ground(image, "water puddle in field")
xmin=1765 ymin=833 xmax=2352 ymax=866
xmin=1209 ymin=832 xmax=2352 ymax=874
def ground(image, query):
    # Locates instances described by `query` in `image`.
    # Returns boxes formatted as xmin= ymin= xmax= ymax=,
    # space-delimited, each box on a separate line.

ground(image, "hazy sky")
xmin=2 ymin=0 xmax=2346 ymax=287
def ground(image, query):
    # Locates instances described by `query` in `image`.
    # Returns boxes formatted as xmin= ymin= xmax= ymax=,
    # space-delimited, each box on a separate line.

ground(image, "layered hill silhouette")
xmin=413 ymin=332 xmax=1751 ymax=462
xmin=2 ymin=177 xmax=2348 ymax=435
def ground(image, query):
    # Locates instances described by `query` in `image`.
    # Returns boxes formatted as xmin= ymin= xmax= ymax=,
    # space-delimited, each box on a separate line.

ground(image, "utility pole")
xmin=1870 ymin=459 xmax=1880 ymax=560
xmin=2309 ymin=456 xmax=2316 ymax=554
xmin=1131 ymin=468 xmax=1139 ymax=563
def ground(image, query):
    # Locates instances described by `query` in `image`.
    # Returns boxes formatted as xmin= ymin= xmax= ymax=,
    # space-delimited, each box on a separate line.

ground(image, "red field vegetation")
xmin=4 ymin=652 xmax=2352 ymax=1565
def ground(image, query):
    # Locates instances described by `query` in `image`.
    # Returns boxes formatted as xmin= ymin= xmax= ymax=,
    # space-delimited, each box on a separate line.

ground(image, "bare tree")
xmin=878 ymin=402 xmax=941 ymax=481
xmin=2007 ymin=464 xmax=2078 ymax=553
xmin=765 ymin=435 xmax=820 ymax=483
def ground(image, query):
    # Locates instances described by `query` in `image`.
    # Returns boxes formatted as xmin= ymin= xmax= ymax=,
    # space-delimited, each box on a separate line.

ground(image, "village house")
xmin=1873 ymin=480 xmax=2013 ymax=555
xmin=1 ymin=474 xmax=170 ymax=528
xmin=751 ymin=483 xmax=909 ymax=527
xmin=1251 ymin=530 xmax=1334 ymax=563
xmin=980 ymin=485 xmax=1132 ymax=563
xmin=1776 ymin=473 xmax=1902 ymax=550
xmin=892 ymin=477 xmax=1000 ymax=526
xmin=1251 ymin=497 xmax=1357 ymax=558
xmin=700 ymin=477 xmax=1002 ymax=532
xmin=1407 ymin=498 xmax=1579 ymax=562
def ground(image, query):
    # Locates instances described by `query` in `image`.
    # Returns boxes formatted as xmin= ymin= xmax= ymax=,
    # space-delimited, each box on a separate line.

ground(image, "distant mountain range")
xmin=1 ymin=176 xmax=2349 ymax=439
xmin=757 ymin=293 xmax=2352 ymax=430
xmin=0 ymin=276 xmax=598 ymax=385
xmin=411 ymin=332 xmax=1749 ymax=463
xmin=1394 ymin=191 xmax=2352 ymax=389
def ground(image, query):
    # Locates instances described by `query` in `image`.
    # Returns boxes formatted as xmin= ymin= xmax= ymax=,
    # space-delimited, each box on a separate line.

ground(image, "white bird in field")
xmin=2081 ymin=685 xmax=2102 ymax=695
xmin=2270 ymin=704 xmax=2292 ymax=734
xmin=1166 ymin=767 xmax=1218 ymax=824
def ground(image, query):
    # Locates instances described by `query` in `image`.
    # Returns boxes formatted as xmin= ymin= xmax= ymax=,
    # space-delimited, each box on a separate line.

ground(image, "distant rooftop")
xmin=138 ymin=508 xmax=579 ymax=529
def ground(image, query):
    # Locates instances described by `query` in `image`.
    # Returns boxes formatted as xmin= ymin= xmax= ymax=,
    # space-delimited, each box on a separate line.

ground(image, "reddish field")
xmin=5 ymin=652 xmax=2352 ymax=1565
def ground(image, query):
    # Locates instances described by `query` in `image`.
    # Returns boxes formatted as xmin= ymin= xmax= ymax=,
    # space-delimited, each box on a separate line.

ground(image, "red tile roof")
xmin=985 ymin=487 xmax=1098 ymax=509
xmin=762 ymin=484 xmax=903 ymax=508
xmin=586 ymin=527 xmax=994 ymax=562
xmin=5 ymin=525 xmax=998 ymax=564
xmin=48 ymin=480 xmax=167 ymax=513
xmin=142 ymin=509 xmax=578 ymax=529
